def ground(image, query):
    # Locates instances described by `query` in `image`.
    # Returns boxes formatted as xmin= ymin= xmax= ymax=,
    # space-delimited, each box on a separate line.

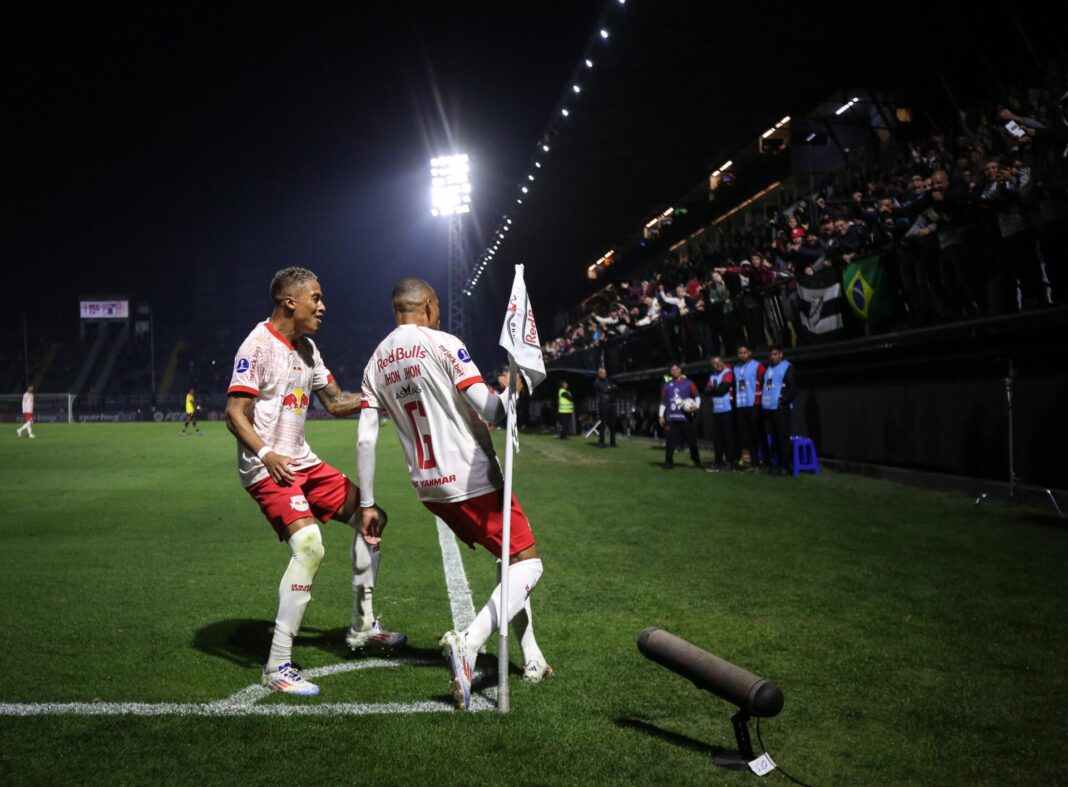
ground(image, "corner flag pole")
xmin=498 ymin=355 xmax=519 ymax=713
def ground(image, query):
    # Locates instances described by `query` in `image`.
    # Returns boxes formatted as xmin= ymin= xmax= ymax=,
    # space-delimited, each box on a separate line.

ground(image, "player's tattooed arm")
xmin=316 ymin=380 xmax=363 ymax=418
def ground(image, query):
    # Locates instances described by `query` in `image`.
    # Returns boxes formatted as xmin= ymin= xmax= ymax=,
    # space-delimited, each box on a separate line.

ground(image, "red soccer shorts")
xmin=423 ymin=490 xmax=535 ymax=559
xmin=23 ymin=413 xmax=32 ymax=421
xmin=247 ymin=461 xmax=352 ymax=540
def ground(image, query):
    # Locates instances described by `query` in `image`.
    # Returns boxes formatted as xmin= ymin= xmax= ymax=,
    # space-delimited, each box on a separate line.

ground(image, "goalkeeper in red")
xmin=357 ymin=278 xmax=550 ymax=710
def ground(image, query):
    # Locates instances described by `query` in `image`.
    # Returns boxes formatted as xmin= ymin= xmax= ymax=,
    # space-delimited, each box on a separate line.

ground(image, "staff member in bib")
xmin=704 ymin=357 xmax=736 ymax=472
xmin=733 ymin=344 xmax=766 ymax=469
xmin=762 ymin=346 xmax=797 ymax=476
xmin=557 ymin=380 xmax=575 ymax=439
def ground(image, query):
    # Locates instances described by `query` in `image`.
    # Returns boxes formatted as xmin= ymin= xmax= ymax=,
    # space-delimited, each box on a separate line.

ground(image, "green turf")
xmin=1 ymin=422 xmax=1066 ymax=785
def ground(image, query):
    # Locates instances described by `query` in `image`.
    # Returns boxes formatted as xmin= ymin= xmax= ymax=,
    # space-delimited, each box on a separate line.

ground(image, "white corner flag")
xmin=499 ymin=263 xmax=546 ymax=392
xmin=494 ymin=264 xmax=545 ymax=713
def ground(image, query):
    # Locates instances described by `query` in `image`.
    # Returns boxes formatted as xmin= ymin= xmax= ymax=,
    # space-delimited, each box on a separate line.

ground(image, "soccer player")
xmin=225 ymin=266 xmax=405 ymax=697
xmin=357 ymin=278 xmax=550 ymax=710
xmin=181 ymin=388 xmax=203 ymax=435
xmin=15 ymin=385 xmax=34 ymax=439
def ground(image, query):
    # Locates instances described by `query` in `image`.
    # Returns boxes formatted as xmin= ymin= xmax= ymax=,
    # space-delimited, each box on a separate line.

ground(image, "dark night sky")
xmin=6 ymin=2 xmax=1060 ymax=366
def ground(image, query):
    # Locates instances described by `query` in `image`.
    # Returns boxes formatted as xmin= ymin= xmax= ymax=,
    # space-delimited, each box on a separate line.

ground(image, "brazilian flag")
xmin=842 ymin=254 xmax=889 ymax=321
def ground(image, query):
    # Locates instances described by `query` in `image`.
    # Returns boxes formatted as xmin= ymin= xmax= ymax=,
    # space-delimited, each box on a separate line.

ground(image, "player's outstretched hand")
xmin=497 ymin=372 xmax=525 ymax=395
xmin=360 ymin=506 xmax=383 ymax=540
xmin=263 ymin=451 xmax=297 ymax=484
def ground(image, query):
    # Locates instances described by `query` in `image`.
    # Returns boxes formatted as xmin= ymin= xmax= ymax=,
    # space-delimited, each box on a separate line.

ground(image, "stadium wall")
xmin=548 ymin=309 xmax=1068 ymax=489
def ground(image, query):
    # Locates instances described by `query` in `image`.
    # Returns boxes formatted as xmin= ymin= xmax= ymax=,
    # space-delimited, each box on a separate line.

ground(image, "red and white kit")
xmin=228 ymin=321 xmax=334 ymax=488
xmin=22 ymin=391 xmax=33 ymax=420
xmin=362 ymin=324 xmax=503 ymax=503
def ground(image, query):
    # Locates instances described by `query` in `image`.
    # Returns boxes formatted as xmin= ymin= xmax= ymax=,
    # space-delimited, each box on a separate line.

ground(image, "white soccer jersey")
xmin=362 ymin=324 xmax=502 ymax=503
xmin=22 ymin=392 xmax=33 ymax=415
xmin=228 ymin=321 xmax=333 ymax=488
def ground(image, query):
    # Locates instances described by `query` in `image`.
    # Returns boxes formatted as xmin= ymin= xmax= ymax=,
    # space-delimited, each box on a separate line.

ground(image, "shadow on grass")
xmin=614 ymin=717 xmax=730 ymax=758
xmin=193 ymin=618 xmax=274 ymax=668
xmin=193 ymin=618 xmax=444 ymax=669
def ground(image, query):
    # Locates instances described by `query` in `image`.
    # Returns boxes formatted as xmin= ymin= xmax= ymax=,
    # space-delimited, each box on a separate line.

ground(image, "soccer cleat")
xmin=522 ymin=659 xmax=554 ymax=684
xmin=260 ymin=662 xmax=320 ymax=696
xmin=440 ymin=630 xmax=473 ymax=710
xmin=345 ymin=619 xmax=407 ymax=651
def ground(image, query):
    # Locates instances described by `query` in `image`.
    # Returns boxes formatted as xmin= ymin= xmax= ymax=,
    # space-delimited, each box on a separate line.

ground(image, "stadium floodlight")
xmin=528 ymin=174 xmax=535 ymax=181
xmin=600 ymin=28 xmax=609 ymax=38
xmin=585 ymin=58 xmax=594 ymax=68
xmin=506 ymin=218 xmax=513 ymax=224
xmin=572 ymin=84 xmax=581 ymax=93
xmin=561 ymin=108 xmax=570 ymax=117
xmin=429 ymin=154 xmax=472 ymax=217
xmin=542 ymin=144 xmax=550 ymax=152
xmin=521 ymin=186 xmax=529 ymax=193
xmin=535 ymin=162 xmax=541 ymax=168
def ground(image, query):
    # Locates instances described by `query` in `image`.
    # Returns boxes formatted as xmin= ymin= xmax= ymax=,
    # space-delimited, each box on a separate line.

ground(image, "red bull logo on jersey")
xmin=289 ymin=495 xmax=310 ymax=512
xmin=377 ymin=344 xmax=427 ymax=372
xmin=282 ymin=387 xmax=309 ymax=414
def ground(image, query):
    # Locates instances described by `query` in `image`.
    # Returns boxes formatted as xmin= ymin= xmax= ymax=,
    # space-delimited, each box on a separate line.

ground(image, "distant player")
xmin=357 ymin=278 xmax=550 ymax=711
xmin=225 ymin=266 xmax=405 ymax=697
xmin=15 ymin=385 xmax=35 ymax=439
xmin=181 ymin=388 xmax=203 ymax=435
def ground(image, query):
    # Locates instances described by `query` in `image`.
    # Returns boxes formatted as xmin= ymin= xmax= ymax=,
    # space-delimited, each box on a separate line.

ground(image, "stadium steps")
xmin=29 ymin=343 xmax=60 ymax=390
xmin=156 ymin=340 xmax=185 ymax=397
xmin=88 ymin=322 xmax=130 ymax=399
xmin=71 ymin=324 xmax=111 ymax=395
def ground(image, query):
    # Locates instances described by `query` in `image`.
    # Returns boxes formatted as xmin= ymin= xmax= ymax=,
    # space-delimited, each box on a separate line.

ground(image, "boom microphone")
xmin=637 ymin=627 xmax=784 ymax=718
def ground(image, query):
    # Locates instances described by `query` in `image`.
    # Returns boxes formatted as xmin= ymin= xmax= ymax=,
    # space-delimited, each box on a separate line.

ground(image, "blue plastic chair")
xmin=790 ymin=436 xmax=820 ymax=476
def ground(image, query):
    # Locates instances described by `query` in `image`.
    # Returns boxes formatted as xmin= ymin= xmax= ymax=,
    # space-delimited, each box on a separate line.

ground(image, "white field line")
xmin=0 ymin=519 xmax=494 ymax=716
xmin=436 ymin=517 xmax=497 ymax=711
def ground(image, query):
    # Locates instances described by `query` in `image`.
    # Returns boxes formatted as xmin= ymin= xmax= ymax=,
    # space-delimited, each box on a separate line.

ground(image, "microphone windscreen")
xmin=637 ymin=627 xmax=783 ymax=717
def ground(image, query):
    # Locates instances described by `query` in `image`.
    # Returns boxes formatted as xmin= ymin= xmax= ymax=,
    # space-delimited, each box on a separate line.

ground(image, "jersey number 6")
xmin=402 ymin=400 xmax=437 ymax=470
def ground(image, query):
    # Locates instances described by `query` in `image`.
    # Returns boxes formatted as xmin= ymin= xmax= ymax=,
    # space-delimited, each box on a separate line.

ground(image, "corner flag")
xmin=499 ymin=264 xmax=546 ymax=391
xmin=494 ymin=264 xmax=544 ymax=713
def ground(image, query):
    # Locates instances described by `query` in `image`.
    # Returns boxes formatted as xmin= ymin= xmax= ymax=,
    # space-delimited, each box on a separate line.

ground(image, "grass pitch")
xmin=1 ymin=421 xmax=1066 ymax=785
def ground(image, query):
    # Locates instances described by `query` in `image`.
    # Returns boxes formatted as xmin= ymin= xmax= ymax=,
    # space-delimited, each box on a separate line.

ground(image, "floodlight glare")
xmin=561 ymin=108 xmax=570 ymax=117
xmin=542 ymin=144 xmax=550 ymax=152
xmin=429 ymin=153 xmax=472 ymax=217
xmin=521 ymin=186 xmax=529 ymax=193
xmin=600 ymin=28 xmax=609 ymax=39
xmin=535 ymin=162 xmax=542 ymax=168
xmin=585 ymin=59 xmax=594 ymax=68
xmin=573 ymin=84 xmax=581 ymax=93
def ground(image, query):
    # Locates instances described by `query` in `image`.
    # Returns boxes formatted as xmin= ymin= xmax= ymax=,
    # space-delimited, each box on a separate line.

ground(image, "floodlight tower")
xmin=430 ymin=154 xmax=472 ymax=341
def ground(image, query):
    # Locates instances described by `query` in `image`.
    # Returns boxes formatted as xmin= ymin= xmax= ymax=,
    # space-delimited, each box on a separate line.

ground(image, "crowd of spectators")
xmin=545 ymin=75 xmax=1067 ymax=362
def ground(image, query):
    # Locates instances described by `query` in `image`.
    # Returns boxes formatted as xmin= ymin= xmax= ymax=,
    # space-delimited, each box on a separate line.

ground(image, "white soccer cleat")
xmin=261 ymin=662 xmax=320 ymax=696
xmin=440 ymin=630 xmax=473 ymax=710
xmin=522 ymin=659 xmax=554 ymax=684
xmin=345 ymin=619 xmax=407 ymax=651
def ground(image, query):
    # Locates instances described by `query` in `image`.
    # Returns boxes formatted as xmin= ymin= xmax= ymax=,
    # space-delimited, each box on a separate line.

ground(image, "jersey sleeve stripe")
xmin=227 ymin=385 xmax=259 ymax=396
xmin=456 ymin=376 xmax=484 ymax=391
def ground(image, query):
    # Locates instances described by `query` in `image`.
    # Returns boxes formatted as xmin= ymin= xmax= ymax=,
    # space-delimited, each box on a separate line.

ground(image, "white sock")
xmin=351 ymin=532 xmax=380 ymax=631
xmin=513 ymin=599 xmax=545 ymax=665
xmin=267 ymin=525 xmax=324 ymax=671
xmin=464 ymin=558 xmax=543 ymax=654
xmin=493 ymin=560 xmax=543 ymax=664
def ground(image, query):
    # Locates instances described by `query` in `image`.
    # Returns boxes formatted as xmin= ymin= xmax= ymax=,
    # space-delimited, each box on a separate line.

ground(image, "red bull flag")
xmin=498 ymin=264 xmax=546 ymax=391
